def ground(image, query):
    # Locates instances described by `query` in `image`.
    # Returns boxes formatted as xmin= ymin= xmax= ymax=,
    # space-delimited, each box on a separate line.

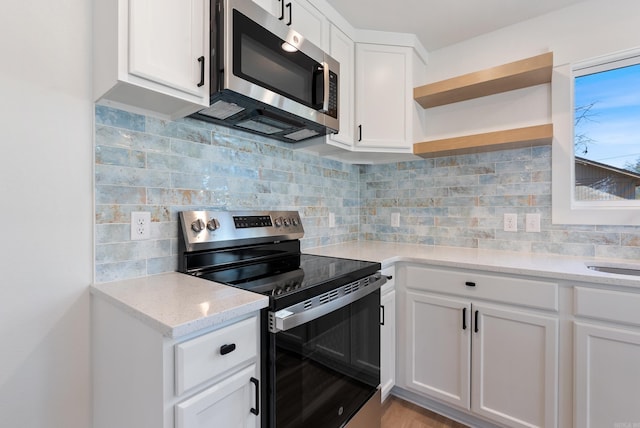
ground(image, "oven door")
xmin=269 ymin=288 xmax=380 ymax=428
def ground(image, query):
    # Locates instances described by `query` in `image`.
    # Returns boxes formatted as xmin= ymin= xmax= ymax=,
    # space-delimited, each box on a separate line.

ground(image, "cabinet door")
xmin=252 ymin=0 xmax=328 ymax=49
xmin=405 ymin=291 xmax=471 ymax=409
xmin=252 ymin=0 xmax=280 ymax=17
xmin=355 ymin=43 xmax=413 ymax=152
xmin=327 ymin=24 xmax=355 ymax=149
xmin=471 ymin=304 xmax=558 ymax=428
xmin=128 ymin=0 xmax=209 ymax=99
xmin=175 ymin=364 xmax=259 ymax=428
xmin=575 ymin=322 xmax=640 ymax=428
xmin=380 ymin=289 xmax=396 ymax=401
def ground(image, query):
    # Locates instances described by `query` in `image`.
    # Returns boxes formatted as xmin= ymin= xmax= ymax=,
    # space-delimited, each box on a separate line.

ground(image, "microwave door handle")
xmin=321 ymin=61 xmax=330 ymax=113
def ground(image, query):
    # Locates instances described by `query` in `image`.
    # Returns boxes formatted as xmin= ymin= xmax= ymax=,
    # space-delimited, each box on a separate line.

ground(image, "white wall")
xmin=426 ymin=0 xmax=640 ymax=80
xmin=422 ymin=0 xmax=640 ymax=140
xmin=0 ymin=1 xmax=93 ymax=427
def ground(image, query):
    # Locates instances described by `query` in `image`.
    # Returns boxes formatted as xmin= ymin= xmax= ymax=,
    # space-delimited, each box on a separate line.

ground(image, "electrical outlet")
xmin=503 ymin=213 xmax=517 ymax=232
xmin=391 ymin=213 xmax=400 ymax=228
xmin=526 ymin=213 xmax=541 ymax=232
xmin=329 ymin=212 xmax=336 ymax=228
xmin=131 ymin=211 xmax=151 ymax=240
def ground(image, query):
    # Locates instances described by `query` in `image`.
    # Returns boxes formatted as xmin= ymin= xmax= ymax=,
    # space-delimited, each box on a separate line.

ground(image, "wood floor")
xmin=381 ymin=397 xmax=469 ymax=428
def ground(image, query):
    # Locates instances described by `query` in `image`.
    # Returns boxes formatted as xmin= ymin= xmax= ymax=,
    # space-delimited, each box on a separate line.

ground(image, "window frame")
xmin=552 ymin=47 xmax=640 ymax=225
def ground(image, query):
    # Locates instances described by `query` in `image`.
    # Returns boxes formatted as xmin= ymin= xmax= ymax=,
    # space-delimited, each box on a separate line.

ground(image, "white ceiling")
xmin=325 ymin=0 xmax=588 ymax=51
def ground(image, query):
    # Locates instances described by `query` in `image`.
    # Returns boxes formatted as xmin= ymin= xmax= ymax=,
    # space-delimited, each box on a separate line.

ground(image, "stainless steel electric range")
xmin=178 ymin=210 xmax=385 ymax=428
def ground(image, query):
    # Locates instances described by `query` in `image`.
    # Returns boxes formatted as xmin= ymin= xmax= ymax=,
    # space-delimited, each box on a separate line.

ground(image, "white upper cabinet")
xmin=352 ymin=42 xmax=426 ymax=154
xmin=252 ymin=0 xmax=329 ymax=49
xmin=355 ymin=43 xmax=413 ymax=152
xmin=128 ymin=0 xmax=208 ymax=97
xmin=327 ymin=24 xmax=355 ymax=150
xmin=94 ymin=0 xmax=210 ymax=119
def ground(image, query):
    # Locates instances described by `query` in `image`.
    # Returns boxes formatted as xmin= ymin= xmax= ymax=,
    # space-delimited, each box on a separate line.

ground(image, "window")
xmin=552 ymin=48 xmax=640 ymax=225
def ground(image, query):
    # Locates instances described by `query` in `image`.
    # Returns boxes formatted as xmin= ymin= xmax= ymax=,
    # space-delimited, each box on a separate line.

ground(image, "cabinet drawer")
xmin=404 ymin=264 xmax=558 ymax=311
xmin=175 ymin=316 xmax=258 ymax=395
xmin=575 ymin=287 xmax=640 ymax=327
xmin=175 ymin=364 xmax=258 ymax=428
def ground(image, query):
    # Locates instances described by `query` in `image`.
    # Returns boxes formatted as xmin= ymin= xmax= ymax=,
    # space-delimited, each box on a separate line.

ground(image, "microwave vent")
xmin=199 ymin=100 xmax=245 ymax=120
xmin=284 ymin=129 xmax=319 ymax=141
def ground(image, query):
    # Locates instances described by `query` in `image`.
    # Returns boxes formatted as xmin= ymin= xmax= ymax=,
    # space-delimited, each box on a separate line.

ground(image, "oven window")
xmin=232 ymin=9 xmax=322 ymax=110
xmin=272 ymin=290 xmax=380 ymax=428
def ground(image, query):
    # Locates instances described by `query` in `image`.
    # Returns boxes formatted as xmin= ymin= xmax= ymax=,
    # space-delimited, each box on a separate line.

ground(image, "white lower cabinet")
xmin=380 ymin=266 xmax=396 ymax=401
xmin=176 ymin=363 xmax=259 ymax=428
xmin=92 ymin=295 xmax=261 ymax=428
xmin=405 ymin=292 xmax=471 ymax=408
xmin=574 ymin=286 xmax=640 ymax=428
xmin=399 ymin=264 xmax=559 ymax=428
xmin=471 ymin=303 xmax=558 ymax=428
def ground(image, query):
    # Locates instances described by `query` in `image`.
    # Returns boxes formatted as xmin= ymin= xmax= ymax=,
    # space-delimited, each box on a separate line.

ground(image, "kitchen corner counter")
xmin=305 ymin=241 xmax=640 ymax=289
xmin=91 ymin=272 xmax=268 ymax=338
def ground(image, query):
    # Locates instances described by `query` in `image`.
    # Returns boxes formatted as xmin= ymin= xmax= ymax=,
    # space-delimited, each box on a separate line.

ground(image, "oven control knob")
xmin=291 ymin=217 xmax=299 ymax=227
xmin=191 ymin=218 xmax=205 ymax=233
xmin=274 ymin=217 xmax=283 ymax=227
xmin=206 ymin=218 xmax=220 ymax=231
xmin=283 ymin=218 xmax=291 ymax=227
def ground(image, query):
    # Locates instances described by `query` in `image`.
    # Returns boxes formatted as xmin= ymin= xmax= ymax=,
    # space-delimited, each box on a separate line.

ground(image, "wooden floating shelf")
xmin=413 ymin=52 xmax=553 ymax=108
xmin=413 ymin=124 xmax=553 ymax=158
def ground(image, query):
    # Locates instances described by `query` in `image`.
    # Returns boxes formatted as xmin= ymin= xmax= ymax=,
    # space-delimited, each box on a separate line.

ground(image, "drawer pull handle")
xmin=465 ymin=281 xmax=476 ymax=287
xmin=197 ymin=56 xmax=205 ymax=87
xmin=380 ymin=304 xmax=385 ymax=326
xmin=462 ymin=307 xmax=467 ymax=330
xmin=474 ymin=310 xmax=479 ymax=333
xmin=220 ymin=343 xmax=236 ymax=355
xmin=250 ymin=377 xmax=260 ymax=416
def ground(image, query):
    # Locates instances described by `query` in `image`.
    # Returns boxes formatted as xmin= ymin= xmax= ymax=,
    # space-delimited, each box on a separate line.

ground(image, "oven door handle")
xmin=269 ymin=273 xmax=387 ymax=333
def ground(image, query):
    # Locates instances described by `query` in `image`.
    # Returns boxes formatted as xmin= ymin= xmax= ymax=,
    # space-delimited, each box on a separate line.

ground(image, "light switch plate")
xmin=526 ymin=213 xmax=541 ymax=232
xmin=391 ymin=213 xmax=400 ymax=228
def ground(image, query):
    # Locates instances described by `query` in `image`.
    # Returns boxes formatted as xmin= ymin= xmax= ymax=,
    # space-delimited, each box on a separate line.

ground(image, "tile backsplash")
xmin=95 ymin=106 xmax=359 ymax=282
xmin=95 ymin=106 xmax=640 ymax=283
xmin=360 ymin=150 xmax=640 ymax=259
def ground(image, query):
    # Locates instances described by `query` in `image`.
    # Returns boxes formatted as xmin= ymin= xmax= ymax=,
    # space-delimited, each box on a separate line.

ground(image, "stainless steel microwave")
xmin=190 ymin=0 xmax=339 ymax=142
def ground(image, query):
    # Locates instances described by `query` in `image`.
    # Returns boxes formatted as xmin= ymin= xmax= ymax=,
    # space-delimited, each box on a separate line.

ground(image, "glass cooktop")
xmin=196 ymin=253 xmax=380 ymax=310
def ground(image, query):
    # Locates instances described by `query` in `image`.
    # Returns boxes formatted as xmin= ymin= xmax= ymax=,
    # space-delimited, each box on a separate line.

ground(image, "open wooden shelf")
xmin=413 ymin=52 xmax=553 ymax=108
xmin=413 ymin=124 xmax=553 ymax=158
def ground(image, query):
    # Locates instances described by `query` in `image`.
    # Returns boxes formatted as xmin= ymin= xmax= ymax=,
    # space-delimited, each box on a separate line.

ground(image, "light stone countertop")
xmin=91 ymin=242 xmax=640 ymax=339
xmin=90 ymin=272 xmax=268 ymax=338
xmin=305 ymin=241 xmax=640 ymax=289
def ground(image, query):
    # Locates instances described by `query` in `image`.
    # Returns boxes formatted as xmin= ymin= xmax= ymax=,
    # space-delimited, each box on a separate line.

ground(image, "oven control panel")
xmin=179 ymin=210 xmax=304 ymax=251
xmin=233 ymin=215 xmax=272 ymax=228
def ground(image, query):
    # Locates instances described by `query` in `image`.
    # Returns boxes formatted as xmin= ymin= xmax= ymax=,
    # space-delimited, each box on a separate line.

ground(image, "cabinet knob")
xmin=465 ymin=281 xmax=476 ymax=287
xmin=219 ymin=343 xmax=236 ymax=355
